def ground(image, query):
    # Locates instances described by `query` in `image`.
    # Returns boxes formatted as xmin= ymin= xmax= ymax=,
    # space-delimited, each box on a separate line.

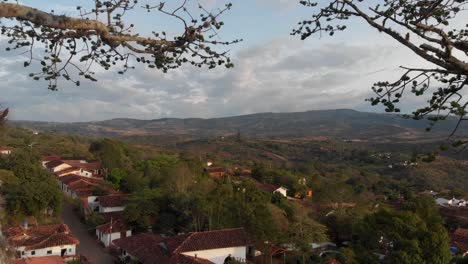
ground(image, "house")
xmin=96 ymin=219 xmax=132 ymax=247
xmin=55 ymin=167 xmax=93 ymax=178
xmin=0 ymin=146 xmax=13 ymax=155
xmin=41 ymin=155 xmax=61 ymax=168
xmin=4 ymin=223 xmax=79 ymax=260
xmin=113 ymin=228 xmax=252 ymax=264
xmin=58 ymin=174 xmax=114 ymax=200
xmin=205 ymin=167 xmax=226 ymax=179
xmin=257 ymin=183 xmax=288 ymax=198
xmin=451 ymin=228 xmax=468 ymax=256
xmin=10 ymin=256 xmax=66 ymax=264
xmin=46 ymin=160 xmax=72 ymax=173
xmin=95 ymin=194 xmax=130 ymax=213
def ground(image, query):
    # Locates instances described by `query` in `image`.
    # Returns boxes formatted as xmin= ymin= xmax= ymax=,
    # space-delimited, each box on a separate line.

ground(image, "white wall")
xmin=17 ymin=244 xmax=76 ymax=258
xmin=97 ymin=230 xmax=132 ymax=247
xmin=275 ymin=187 xmax=288 ymax=197
xmin=182 ymin=246 xmax=247 ymax=264
xmin=100 ymin=206 xmax=125 ymax=213
xmin=52 ymin=164 xmax=71 ymax=173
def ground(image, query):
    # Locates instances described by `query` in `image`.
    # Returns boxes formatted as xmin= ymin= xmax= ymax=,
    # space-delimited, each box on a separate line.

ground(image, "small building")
xmin=46 ymin=160 xmax=72 ymax=174
xmin=205 ymin=167 xmax=227 ymax=179
xmin=451 ymin=228 xmax=468 ymax=256
xmin=4 ymin=223 xmax=79 ymax=260
xmin=257 ymin=183 xmax=288 ymax=198
xmin=41 ymin=155 xmax=61 ymax=168
xmin=55 ymin=167 xmax=93 ymax=178
xmin=96 ymin=219 xmax=132 ymax=247
xmin=95 ymin=194 xmax=130 ymax=213
xmin=113 ymin=228 xmax=252 ymax=264
xmin=10 ymin=256 xmax=66 ymax=264
xmin=0 ymin=146 xmax=13 ymax=155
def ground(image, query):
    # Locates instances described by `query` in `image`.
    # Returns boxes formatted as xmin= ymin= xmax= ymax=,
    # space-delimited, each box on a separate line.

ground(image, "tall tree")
xmin=294 ymin=0 xmax=468 ymax=142
xmin=0 ymin=1 xmax=239 ymax=90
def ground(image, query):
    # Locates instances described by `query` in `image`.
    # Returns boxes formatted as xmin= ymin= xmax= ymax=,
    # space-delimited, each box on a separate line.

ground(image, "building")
xmin=113 ymin=228 xmax=252 ymax=264
xmin=96 ymin=219 xmax=132 ymax=247
xmin=10 ymin=256 xmax=66 ymax=264
xmin=4 ymin=223 xmax=79 ymax=260
xmin=257 ymin=183 xmax=288 ymax=197
xmin=41 ymin=155 xmax=61 ymax=167
xmin=95 ymin=194 xmax=130 ymax=213
xmin=0 ymin=146 xmax=13 ymax=155
xmin=55 ymin=167 xmax=93 ymax=178
xmin=451 ymin=228 xmax=468 ymax=256
xmin=205 ymin=167 xmax=226 ymax=179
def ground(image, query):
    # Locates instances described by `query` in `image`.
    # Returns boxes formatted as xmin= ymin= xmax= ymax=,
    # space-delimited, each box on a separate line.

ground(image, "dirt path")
xmin=61 ymin=202 xmax=115 ymax=264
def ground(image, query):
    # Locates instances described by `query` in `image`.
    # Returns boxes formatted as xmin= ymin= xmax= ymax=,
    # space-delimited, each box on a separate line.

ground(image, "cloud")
xmin=0 ymin=32 xmax=429 ymax=122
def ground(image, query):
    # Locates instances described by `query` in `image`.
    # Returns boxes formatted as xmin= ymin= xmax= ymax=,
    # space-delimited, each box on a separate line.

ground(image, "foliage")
xmin=351 ymin=198 xmax=451 ymax=264
xmin=0 ymin=0 xmax=239 ymax=90
xmin=294 ymin=0 xmax=468 ymax=142
xmin=0 ymin=149 xmax=62 ymax=220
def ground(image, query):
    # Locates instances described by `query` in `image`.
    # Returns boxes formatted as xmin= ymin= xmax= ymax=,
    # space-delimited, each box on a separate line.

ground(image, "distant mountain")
xmin=10 ymin=109 xmax=467 ymax=142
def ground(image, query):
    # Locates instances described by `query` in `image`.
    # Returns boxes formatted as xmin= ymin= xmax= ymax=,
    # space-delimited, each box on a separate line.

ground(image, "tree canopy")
xmin=294 ymin=0 xmax=468 ymax=142
xmin=0 ymin=0 xmax=239 ymax=90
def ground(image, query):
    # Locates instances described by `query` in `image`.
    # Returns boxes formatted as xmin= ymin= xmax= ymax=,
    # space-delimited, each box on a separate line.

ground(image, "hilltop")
xmin=10 ymin=109 xmax=467 ymax=144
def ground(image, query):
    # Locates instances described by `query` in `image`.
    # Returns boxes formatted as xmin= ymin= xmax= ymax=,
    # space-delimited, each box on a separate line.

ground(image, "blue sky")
xmin=0 ymin=0 xmax=433 ymax=121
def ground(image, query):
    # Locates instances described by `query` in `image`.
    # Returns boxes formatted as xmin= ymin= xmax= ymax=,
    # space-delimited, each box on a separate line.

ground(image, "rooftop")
xmin=97 ymin=194 xmax=131 ymax=208
xmin=113 ymin=228 xmax=250 ymax=264
xmin=4 ymin=224 xmax=79 ymax=250
xmin=10 ymin=256 xmax=65 ymax=264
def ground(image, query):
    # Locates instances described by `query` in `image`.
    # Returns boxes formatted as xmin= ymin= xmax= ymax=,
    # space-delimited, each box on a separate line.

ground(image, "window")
xmin=31 ymin=251 xmax=35 ymax=255
xmin=21 ymin=251 xmax=24 ymax=256
xmin=47 ymin=250 xmax=52 ymax=255
xmin=69 ymin=248 xmax=72 ymax=252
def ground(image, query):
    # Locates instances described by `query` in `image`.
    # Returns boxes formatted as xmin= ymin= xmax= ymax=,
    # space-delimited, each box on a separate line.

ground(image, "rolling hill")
xmin=10 ymin=109 xmax=467 ymax=143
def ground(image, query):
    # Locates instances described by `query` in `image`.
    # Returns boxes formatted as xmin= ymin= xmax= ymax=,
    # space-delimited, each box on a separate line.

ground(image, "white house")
xmin=0 ymin=146 xmax=13 ymax=155
xmin=113 ymin=228 xmax=251 ymax=264
xmin=46 ymin=160 xmax=72 ymax=173
xmin=96 ymin=194 xmax=130 ymax=213
xmin=4 ymin=223 xmax=79 ymax=260
xmin=274 ymin=186 xmax=288 ymax=198
xmin=96 ymin=219 xmax=132 ymax=247
xmin=436 ymin=198 xmax=449 ymax=206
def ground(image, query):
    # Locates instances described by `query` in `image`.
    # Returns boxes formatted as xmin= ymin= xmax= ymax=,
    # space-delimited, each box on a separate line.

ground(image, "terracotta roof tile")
xmin=41 ymin=155 xmax=61 ymax=162
xmin=173 ymin=228 xmax=251 ymax=253
xmin=46 ymin=160 xmax=67 ymax=169
xmin=96 ymin=219 xmax=129 ymax=234
xmin=10 ymin=256 xmax=65 ymax=264
xmin=97 ymin=194 xmax=130 ymax=208
xmin=114 ymin=229 xmax=249 ymax=264
xmin=4 ymin=224 xmax=79 ymax=250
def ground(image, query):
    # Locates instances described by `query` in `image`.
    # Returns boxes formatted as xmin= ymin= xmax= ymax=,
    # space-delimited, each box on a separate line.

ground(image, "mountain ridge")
xmin=10 ymin=109 xmax=467 ymax=143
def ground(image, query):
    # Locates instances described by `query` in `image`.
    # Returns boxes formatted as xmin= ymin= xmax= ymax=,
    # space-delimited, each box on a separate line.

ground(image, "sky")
xmin=0 ymin=0 xmax=436 ymax=122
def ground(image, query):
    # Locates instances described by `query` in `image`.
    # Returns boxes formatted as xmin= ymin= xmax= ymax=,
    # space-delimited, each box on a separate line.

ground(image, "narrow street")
xmin=61 ymin=202 xmax=115 ymax=264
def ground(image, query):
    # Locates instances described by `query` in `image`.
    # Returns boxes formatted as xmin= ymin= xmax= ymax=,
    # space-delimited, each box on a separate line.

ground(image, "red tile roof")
xmin=64 ymin=160 xmax=101 ymax=171
xmin=113 ymin=228 xmax=250 ymax=264
xmin=205 ymin=167 xmax=226 ymax=173
xmin=41 ymin=155 xmax=61 ymax=162
xmin=55 ymin=167 xmax=81 ymax=176
xmin=256 ymin=182 xmax=282 ymax=193
xmin=96 ymin=219 xmax=129 ymax=234
xmin=0 ymin=146 xmax=13 ymax=151
xmin=172 ymin=228 xmax=251 ymax=253
xmin=113 ymin=233 xmax=169 ymax=264
xmin=10 ymin=256 xmax=65 ymax=264
xmin=46 ymin=160 xmax=67 ymax=169
xmin=452 ymin=228 xmax=468 ymax=244
xmin=97 ymin=194 xmax=130 ymax=208
xmin=4 ymin=224 xmax=79 ymax=250
xmin=100 ymin=211 xmax=125 ymax=222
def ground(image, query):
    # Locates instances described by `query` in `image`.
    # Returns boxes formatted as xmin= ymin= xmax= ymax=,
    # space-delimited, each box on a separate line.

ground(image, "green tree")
xmin=1 ymin=149 xmax=62 ymax=219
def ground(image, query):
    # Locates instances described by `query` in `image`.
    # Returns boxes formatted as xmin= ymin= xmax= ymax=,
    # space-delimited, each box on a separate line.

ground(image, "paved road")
xmin=61 ymin=202 xmax=115 ymax=264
